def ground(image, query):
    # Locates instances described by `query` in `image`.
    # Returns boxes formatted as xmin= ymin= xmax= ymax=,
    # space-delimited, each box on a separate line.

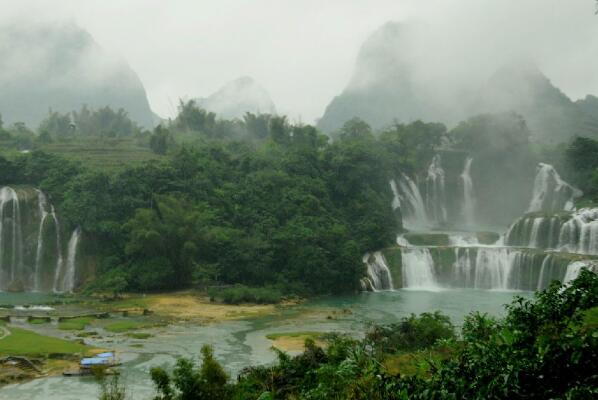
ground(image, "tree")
xmin=174 ymin=100 xmax=216 ymax=135
xmin=96 ymin=370 xmax=127 ymax=400
xmin=150 ymin=125 xmax=174 ymax=155
xmin=150 ymin=344 xmax=231 ymax=400
xmin=337 ymin=117 xmax=373 ymax=141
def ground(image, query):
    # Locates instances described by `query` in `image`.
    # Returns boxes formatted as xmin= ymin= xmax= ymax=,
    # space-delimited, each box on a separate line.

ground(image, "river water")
xmin=0 ymin=289 xmax=529 ymax=400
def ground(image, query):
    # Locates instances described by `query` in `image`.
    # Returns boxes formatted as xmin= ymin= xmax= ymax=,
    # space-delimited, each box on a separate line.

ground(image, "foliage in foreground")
xmin=143 ymin=270 xmax=598 ymax=399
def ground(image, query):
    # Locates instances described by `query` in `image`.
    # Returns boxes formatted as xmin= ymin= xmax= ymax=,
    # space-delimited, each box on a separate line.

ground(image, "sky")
xmin=1 ymin=0 xmax=597 ymax=123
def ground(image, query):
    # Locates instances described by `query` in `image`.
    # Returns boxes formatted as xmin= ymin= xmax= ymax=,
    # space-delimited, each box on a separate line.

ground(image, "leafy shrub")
xmin=366 ymin=311 xmax=455 ymax=354
xmin=209 ymin=285 xmax=282 ymax=304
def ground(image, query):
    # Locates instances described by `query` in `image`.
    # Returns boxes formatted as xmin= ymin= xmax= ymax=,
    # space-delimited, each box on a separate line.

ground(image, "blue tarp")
xmin=96 ymin=352 xmax=115 ymax=358
xmin=80 ymin=357 xmax=111 ymax=366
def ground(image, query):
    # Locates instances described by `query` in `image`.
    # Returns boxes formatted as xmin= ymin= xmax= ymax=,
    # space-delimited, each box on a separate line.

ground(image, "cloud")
xmin=0 ymin=0 xmax=597 ymax=123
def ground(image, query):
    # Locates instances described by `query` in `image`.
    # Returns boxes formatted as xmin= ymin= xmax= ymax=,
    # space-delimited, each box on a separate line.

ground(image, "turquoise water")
xmin=0 ymin=289 xmax=530 ymax=400
xmin=0 ymin=292 xmax=58 ymax=306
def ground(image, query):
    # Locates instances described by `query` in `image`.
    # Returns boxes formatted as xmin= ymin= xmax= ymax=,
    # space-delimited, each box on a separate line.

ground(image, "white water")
xmin=425 ymin=154 xmax=447 ymax=224
xmin=394 ymin=174 xmax=430 ymax=229
xmin=61 ymin=227 xmax=81 ymax=293
xmin=34 ymin=190 xmax=49 ymax=291
xmin=505 ymin=208 xmax=598 ymax=256
xmin=51 ymin=208 xmax=65 ymax=293
xmin=460 ymin=157 xmax=476 ymax=226
xmin=563 ymin=261 xmax=593 ymax=284
xmin=389 ymin=179 xmax=401 ymax=210
xmin=0 ymin=187 xmax=24 ymax=289
xmin=558 ymin=208 xmax=598 ymax=255
xmin=401 ymin=248 xmax=438 ymax=290
xmin=528 ymin=163 xmax=581 ymax=212
xmin=363 ymin=252 xmax=394 ymax=291
xmin=449 ymin=233 xmax=479 ymax=247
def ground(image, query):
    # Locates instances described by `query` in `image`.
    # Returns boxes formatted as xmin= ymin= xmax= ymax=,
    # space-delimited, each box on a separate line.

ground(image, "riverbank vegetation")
xmin=143 ymin=269 xmax=598 ymax=399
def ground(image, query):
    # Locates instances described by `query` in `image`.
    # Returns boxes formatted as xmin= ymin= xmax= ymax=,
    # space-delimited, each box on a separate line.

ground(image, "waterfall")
xmin=558 ymin=209 xmax=598 ymax=255
xmin=449 ymin=234 xmax=479 ymax=247
xmin=505 ymin=208 xmax=598 ymax=255
xmin=62 ymin=227 xmax=81 ymax=292
xmin=11 ymin=189 xmax=23 ymax=283
xmin=529 ymin=217 xmax=544 ymax=248
xmin=363 ymin=252 xmax=394 ymax=291
xmin=528 ymin=163 xmax=581 ymax=213
xmin=563 ymin=260 xmax=597 ymax=284
xmin=34 ymin=190 xmax=49 ymax=291
xmin=394 ymin=174 xmax=430 ymax=229
xmin=401 ymin=248 xmax=438 ymax=289
xmin=0 ymin=186 xmax=80 ymax=292
xmin=460 ymin=157 xmax=476 ymax=226
xmin=473 ymin=248 xmax=517 ymax=290
xmin=51 ymin=207 xmax=65 ymax=293
xmin=389 ymin=179 xmax=401 ymax=210
xmin=425 ymin=154 xmax=447 ymax=224
xmin=0 ymin=187 xmax=24 ymax=289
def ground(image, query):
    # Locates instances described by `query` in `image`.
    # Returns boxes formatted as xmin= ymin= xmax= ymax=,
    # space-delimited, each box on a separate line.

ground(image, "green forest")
xmin=2 ymin=103 xmax=598 ymax=297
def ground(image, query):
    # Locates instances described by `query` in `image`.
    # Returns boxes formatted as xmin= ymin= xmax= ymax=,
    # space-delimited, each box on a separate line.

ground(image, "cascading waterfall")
xmin=562 ymin=260 xmax=597 ymax=284
xmin=34 ymin=190 xmax=49 ymax=291
xmin=363 ymin=252 xmax=394 ymax=291
xmin=389 ymin=180 xmax=401 ymax=211
xmin=460 ymin=157 xmax=476 ymax=226
xmin=425 ymin=155 xmax=447 ymax=225
xmin=61 ymin=227 xmax=81 ymax=293
xmin=528 ymin=163 xmax=581 ymax=213
xmin=0 ymin=185 xmax=82 ymax=292
xmin=0 ymin=187 xmax=24 ymax=288
xmin=365 ymin=160 xmax=597 ymax=294
xmin=393 ymin=175 xmax=430 ymax=229
xmin=401 ymin=248 xmax=438 ymax=289
xmin=396 ymin=242 xmax=593 ymax=291
xmin=505 ymin=208 xmax=598 ymax=255
xmin=52 ymin=208 xmax=65 ymax=293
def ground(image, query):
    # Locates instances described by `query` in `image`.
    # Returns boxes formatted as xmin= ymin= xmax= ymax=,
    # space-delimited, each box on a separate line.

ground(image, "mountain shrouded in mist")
xmin=317 ymin=22 xmax=446 ymax=133
xmin=475 ymin=64 xmax=598 ymax=144
xmin=0 ymin=21 xmax=154 ymax=128
xmin=196 ymin=76 xmax=276 ymax=119
xmin=318 ymin=21 xmax=598 ymax=144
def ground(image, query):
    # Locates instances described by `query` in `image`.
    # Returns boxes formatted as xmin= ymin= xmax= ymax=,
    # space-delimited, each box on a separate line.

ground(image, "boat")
xmin=63 ymin=351 xmax=120 ymax=377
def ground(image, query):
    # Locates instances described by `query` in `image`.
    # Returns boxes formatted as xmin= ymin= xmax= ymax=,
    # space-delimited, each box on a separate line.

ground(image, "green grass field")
xmin=39 ymin=138 xmax=163 ymax=171
xmin=0 ymin=137 xmax=164 ymax=172
xmin=0 ymin=325 xmax=90 ymax=356
xmin=103 ymin=320 xmax=151 ymax=333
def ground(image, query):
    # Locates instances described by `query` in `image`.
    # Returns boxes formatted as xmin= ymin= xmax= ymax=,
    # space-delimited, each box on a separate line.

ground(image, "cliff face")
xmin=0 ymin=21 xmax=154 ymax=128
xmin=197 ymin=76 xmax=276 ymax=119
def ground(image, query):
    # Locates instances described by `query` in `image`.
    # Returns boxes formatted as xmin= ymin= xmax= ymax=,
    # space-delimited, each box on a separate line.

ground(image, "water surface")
xmin=0 ymin=289 xmax=530 ymax=400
